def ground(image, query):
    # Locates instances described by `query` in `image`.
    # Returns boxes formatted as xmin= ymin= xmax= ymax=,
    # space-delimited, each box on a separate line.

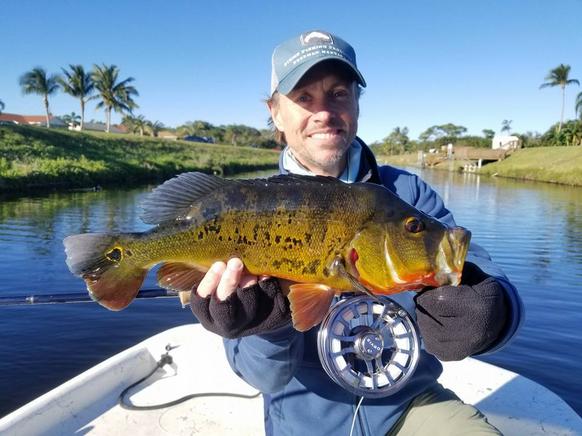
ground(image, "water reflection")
xmin=1 ymin=170 xmax=582 ymax=417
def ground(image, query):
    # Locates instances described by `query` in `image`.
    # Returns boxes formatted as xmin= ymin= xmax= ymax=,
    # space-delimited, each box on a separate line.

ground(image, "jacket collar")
xmin=278 ymin=137 xmax=381 ymax=184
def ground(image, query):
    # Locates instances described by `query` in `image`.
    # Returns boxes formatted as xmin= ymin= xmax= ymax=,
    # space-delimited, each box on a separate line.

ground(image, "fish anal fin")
xmin=157 ymin=262 xmax=207 ymax=294
xmin=288 ymin=284 xmax=335 ymax=332
xmin=86 ymin=268 xmax=146 ymax=311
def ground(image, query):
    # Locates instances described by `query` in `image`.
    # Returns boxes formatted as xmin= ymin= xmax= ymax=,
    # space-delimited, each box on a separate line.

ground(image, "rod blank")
xmin=0 ymin=288 xmax=178 ymax=306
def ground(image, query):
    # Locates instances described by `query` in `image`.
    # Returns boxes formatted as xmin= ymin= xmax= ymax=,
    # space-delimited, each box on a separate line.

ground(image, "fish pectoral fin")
xmin=157 ymin=262 xmax=208 ymax=306
xmin=288 ymin=284 xmax=335 ymax=332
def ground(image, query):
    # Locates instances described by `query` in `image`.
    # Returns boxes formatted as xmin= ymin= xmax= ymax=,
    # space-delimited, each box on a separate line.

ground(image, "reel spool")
xmin=317 ymin=295 xmax=420 ymax=398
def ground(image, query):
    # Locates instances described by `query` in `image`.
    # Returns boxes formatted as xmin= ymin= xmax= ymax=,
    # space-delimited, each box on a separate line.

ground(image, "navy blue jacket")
xmin=223 ymin=139 xmax=523 ymax=435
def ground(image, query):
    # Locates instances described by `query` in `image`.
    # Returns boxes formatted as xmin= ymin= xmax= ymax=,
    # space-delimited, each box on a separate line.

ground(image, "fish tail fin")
xmin=288 ymin=284 xmax=336 ymax=332
xmin=63 ymin=233 xmax=147 ymax=310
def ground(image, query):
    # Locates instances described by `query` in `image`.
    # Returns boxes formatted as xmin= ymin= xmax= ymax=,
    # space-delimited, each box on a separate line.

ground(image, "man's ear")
xmin=267 ymin=101 xmax=284 ymax=132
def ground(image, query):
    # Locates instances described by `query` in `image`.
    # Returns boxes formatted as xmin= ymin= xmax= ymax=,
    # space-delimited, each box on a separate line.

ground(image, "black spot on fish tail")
xmin=106 ymin=247 xmax=123 ymax=262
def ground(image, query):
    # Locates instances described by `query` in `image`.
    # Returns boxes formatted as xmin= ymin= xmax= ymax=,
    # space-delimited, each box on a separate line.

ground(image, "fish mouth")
xmin=435 ymin=226 xmax=471 ymax=286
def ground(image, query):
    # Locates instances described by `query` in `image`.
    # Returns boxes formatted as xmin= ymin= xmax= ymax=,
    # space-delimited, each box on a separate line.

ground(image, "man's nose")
xmin=311 ymin=98 xmax=337 ymax=122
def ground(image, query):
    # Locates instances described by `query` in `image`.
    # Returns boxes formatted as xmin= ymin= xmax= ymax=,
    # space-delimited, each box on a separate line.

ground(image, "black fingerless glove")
xmin=414 ymin=262 xmax=509 ymax=361
xmin=190 ymin=278 xmax=291 ymax=339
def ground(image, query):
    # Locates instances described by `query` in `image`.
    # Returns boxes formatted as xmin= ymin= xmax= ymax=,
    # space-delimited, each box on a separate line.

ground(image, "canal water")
xmin=0 ymin=168 xmax=581 ymax=417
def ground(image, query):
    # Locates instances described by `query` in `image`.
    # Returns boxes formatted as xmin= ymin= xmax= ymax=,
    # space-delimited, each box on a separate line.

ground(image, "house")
xmin=0 ymin=112 xmax=66 ymax=127
xmin=73 ymin=122 xmax=127 ymax=134
xmin=492 ymin=135 xmax=521 ymax=150
xmin=158 ymin=131 xmax=178 ymax=140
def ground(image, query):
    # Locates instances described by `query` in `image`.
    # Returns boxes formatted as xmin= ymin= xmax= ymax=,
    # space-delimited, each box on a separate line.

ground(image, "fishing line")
xmin=119 ymin=344 xmax=260 ymax=411
xmin=349 ymin=396 xmax=365 ymax=436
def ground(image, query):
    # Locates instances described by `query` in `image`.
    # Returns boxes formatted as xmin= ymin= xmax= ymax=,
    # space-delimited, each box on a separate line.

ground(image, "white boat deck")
xmin=0 ymin=324 xmax=580 ymax=435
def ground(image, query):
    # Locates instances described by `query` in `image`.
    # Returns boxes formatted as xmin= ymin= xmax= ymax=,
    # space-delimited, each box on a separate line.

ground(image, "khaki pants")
xmin=388 ymin=384 xmax=502 ymax=435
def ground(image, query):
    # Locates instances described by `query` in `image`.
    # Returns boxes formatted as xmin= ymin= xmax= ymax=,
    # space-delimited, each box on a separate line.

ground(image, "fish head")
xmin=346 ymin=208 xmax=471 ymax=293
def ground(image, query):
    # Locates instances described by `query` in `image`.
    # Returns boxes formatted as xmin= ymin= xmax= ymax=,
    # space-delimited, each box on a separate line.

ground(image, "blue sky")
xmin=1 ymin=0 xmax=581 ymax=142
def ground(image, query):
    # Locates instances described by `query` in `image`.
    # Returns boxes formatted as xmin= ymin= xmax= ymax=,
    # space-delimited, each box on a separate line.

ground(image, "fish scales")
xmin=126 ymin=179 xmax=376 ymax=286
xmin=63 ymin=172 xmax=471 ymax=330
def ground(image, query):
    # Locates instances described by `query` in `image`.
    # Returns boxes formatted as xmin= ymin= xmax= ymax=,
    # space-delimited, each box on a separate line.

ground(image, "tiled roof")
xmin=0 ymin=112 xmax=59 ymax=123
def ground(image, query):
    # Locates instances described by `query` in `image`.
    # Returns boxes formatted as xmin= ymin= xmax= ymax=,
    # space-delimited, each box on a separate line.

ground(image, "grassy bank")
xmin=478 ymin=146 xmax=582 ymax=185
xmin=378 ymin=147 xmax=582 ymax=186
xmin=0 ymin=125 xmax=279 ymax=193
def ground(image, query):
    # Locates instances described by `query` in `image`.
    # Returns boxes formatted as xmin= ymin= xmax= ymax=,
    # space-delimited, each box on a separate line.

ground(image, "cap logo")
xmin=300 ymin=31 xmax=333 ymax=46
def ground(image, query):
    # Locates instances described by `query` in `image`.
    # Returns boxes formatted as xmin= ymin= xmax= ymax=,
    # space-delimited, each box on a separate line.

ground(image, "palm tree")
xmin=19 ymin=67 xmax=60 ymax=128
xmin=540 ymin=64 xmax=580 ymax=133
xmin=91 ymin=64 xmax=139 ymax=133
xmin=576 ymin=92 xmax=582 ymax=120
xmin=132 ymin=115 xmax=148 ymax=136
xmin=59 ymin=65 xmax=94 ymax=130
xmin=0 ymin=99 xmax=4 ymax=114
xmin=501 ymin=119 xmax=512 ymax=134
xmin=147 ymin=120 xmax=164 ymax=137
xmin=61 ymin=112 xmax=81 ymax=128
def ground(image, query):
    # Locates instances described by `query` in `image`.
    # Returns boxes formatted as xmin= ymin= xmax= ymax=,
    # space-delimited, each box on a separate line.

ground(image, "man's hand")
xmin=190 ymin=258 xmax=291 ymax=339
xmin=414 ymin=262 xmax=508 ymax=361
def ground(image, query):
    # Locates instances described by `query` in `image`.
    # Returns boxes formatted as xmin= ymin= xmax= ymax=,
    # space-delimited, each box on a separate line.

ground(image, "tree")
xmin=0 ymin=99 xmax=4 ymax=114
xmin=540 ymin=64 xmax=580 ymax=133
xmin=92 ymin=64 xmax=139 ymax=133
xmin=438 ymin=123 xmax=467 ymax=138
xmin=501 ymin=119 xmax=512 ymax=134
xmin=61 ymin=112 xmax=81 ymax=128
xmin=19 ymin=67 xmax=60 ymax=128
xmin=482 ymin=129 xmax=496 ymax=139
xmin=133 ymin=115 xmax=148 ymax=136
xmin=59 ymin=65 xmax=94 ymax=130
xmin=419 ymin=123 xmax=466 ymax=142
xmin=576 ymin=92 xmax=582 ymax=120
xmin=382 ymin=126 xmax=410 ymax=155
xmin=147 ymin=120 xmax=164 ymax=137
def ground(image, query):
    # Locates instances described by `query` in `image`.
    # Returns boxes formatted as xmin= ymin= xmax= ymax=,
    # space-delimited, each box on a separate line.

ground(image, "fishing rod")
xmin=0 ymin=288 xmax=180 ymax=306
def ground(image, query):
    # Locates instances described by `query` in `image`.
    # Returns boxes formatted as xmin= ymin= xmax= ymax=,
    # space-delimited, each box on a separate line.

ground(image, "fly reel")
xmin=317 ymin=295 xmax=420 ymax=398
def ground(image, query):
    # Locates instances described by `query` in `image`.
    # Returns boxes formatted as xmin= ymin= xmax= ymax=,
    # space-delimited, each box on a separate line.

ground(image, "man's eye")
xmin=333 ymin=89 xmax=349 ymax=98
xmin=297 ymin=95 xmax=310 ymax=103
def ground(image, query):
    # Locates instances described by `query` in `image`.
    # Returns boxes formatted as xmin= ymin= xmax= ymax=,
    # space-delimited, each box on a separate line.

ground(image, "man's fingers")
xmin=216 ymin=258 xmax=244 ymax=301
xmin=196 ymin=262 xmax=226 ymax=298
xmin=239 ymin=273 xmax=258 ymax=289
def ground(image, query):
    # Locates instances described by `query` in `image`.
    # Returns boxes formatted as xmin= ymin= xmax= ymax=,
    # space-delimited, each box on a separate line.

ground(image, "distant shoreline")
xmin=379 ymin=146 xmax=582 ymax=187
xmin=0 ymin=125 xmax=279 ymax=196
xmin=2 ymin=125 xmax=580 ymax=199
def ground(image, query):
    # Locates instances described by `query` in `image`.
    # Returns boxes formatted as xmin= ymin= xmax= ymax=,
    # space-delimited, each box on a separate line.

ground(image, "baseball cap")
xmin=270 ymin=30 xmax=366 ymax=96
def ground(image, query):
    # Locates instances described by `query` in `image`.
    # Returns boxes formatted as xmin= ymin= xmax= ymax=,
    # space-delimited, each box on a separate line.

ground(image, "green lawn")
xmin=479 ymin=146 xmax=582 ymax=186
xmin=0 ymin=125 xmax=279 ymax=192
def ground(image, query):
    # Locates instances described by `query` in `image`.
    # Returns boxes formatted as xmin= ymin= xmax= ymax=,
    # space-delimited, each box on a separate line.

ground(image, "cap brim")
xmin=275 ymin=56 xmax=366 ymax=95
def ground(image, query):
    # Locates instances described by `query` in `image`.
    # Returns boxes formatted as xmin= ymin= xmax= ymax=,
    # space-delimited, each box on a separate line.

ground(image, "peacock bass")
xmin=63 ymin=172 xmax=471 ymax=331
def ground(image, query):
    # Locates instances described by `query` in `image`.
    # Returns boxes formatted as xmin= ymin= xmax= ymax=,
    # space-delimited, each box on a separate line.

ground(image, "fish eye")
xmin=405 ymin=217 xmax=425 ymax=233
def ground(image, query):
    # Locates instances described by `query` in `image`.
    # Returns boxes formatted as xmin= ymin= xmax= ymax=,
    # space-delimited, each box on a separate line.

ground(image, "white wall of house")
xmin=492 ymin=135 xmax=520 ymax=150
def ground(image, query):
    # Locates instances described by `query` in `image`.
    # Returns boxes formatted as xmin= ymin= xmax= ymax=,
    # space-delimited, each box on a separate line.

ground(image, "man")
xmin=191 ymin=30 xmax=523 ymax=435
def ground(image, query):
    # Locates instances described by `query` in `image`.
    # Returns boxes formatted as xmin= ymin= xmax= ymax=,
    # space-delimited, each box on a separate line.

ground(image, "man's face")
xmin=269 ymin=62 xmax=359 ymax=177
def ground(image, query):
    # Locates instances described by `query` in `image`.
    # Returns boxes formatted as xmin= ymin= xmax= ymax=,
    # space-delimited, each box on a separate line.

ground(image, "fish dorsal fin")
xmin=141 ymin=172 xmax=232 ymax=225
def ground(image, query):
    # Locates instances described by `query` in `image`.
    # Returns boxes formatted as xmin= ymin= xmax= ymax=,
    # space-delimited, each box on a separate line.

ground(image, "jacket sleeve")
xmin=222 ymin=323 xmax=304 ymax=393
xmin=390 ymin=169 xmax=525 ymax=353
